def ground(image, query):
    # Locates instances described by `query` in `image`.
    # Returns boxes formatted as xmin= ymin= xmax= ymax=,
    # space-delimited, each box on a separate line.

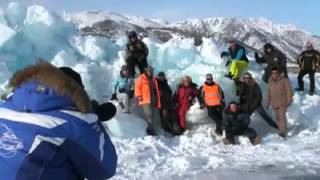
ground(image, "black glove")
xmin=221 ymin=51 xmax=230 ymax=58
xmin=111 ymin=93 xmax=117 ymax=101
xmin=119 ymin=88 xmax=125 ymax=93
xmin=96 ymin=102 xmax=117 ymax=122
xmin=225 ymin=60 xmax=231 ymax=67
xmin=128 ymin=90 xmax=134 ymax=98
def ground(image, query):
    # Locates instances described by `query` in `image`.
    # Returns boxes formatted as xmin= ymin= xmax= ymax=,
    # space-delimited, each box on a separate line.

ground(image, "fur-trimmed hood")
xmin=8 ymin=61 xmax=92 ymax=113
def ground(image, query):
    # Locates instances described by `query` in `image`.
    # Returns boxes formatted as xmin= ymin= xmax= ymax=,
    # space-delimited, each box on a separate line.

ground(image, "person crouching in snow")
xmin=221 ymin=39 xmax=249 ymax=80
xmin=135 ymin=66 xmax=161 ymax=136
xmin=265 ymin=67 xmax=293 ymax=138
xmin=222 ymin=101 xmax=261 ymax=145
xmin=0 ymin=61 xmax=117 ymax=180
xmin=199 ymin=73 xmax=225 ymax=135
xmin=111 ymin=65 xmax=134 ymax=113
xmin=173 ymin=76 xmax=198 ymax=133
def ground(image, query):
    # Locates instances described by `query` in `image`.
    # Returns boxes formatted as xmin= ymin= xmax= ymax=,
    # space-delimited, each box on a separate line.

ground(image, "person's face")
xmin=146 ymin=69 xmax=153 ymax=77
xmin=307 ymin=44 xmax=313 ymax=51
xmin=122 ymin=69 xmax=129 ymax=77
xmin=266 ymin=47 xmax=272 ymax=54
xmin=183 ymin=80 xmax=190 ymax=87
xmin=271 ymin=70 xmax=280 ymax=80
xmin=158 ymin=75 xmax=165 ymax=81
xmin=229 ymin=42 xmax=236 ymax=49
xmin=230 ymin=104 xmax=238 ymax=112
xmin=243 ymin=75 xmax=252 ymax=85
xmin=130 ymin=36 xmax=137 ymax=43
xmin=206 ymin=75 xmax=213 ymax=83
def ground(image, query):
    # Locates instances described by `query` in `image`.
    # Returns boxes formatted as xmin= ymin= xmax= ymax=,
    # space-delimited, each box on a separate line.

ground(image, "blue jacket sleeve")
xmin=235 ymin=48 xmax=245 ymax=60
xmin=60 ymin=122 xmax=117 ymax=179
xmin=112 ymin=78 xmax=120 ymax=94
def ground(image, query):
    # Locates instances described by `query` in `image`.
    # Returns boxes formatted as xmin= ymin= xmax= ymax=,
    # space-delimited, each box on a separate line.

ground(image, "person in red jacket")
xmin=173 ymin=76 xmax=198 ymax=132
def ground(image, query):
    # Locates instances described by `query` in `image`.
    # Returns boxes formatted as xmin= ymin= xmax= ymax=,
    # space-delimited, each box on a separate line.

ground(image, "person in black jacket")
xmin=222 ymin=102 xmax=261 ymax=145
xmin=156 ymin=72 xmax=180 ymax=134
xmin=255 ymin=43 xmax=287 ymax=83
xmin=295 ymin=42 xmax=320 ymax=95
xmin=237 ymin=72 xmax=278 ymax=129
xmin=125 ymin=31 xmax=149 ymax=77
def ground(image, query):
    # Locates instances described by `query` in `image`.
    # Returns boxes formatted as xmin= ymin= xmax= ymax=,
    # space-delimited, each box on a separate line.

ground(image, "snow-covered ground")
xmin=0 ymin=2 xmax=319 ymax=180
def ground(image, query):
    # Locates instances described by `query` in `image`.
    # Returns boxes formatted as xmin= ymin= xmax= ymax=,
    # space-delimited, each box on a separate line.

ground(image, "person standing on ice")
xmin=156 ymin=72 xmax=179 ymax=134
xmin=0 ymin=62 xmax=117 ymax=180
xmin=126 ymin=31 xmax=149 ymax=78
xmin=199 ymin=73 xmax=225 ymax=135
xmin=111 ymin=65 xmax=134 ymax=113
xmin=222 ymin=101 xmax=261 ymax=145
xmin=255 ymin=43 xmax=288 ymax=83
xmin=265 ymin=67 xmax=293 ymax=138
xmin=135 ymin=66 xmax=161 ymax=135
xmin=221 ymin=39 xmax=249 ymax=80
xmin=173 ymin=76 xmax=198 ymax=133
xmin=236 ymin=72 xmax=278 ymax=130
xmin=295 ymin=42 xmax=320 ymax=95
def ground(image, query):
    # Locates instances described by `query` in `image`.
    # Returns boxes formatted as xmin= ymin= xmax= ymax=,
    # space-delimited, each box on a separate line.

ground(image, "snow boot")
xmin=223 ymin=138 xmax=234 ymax=145
xmin=295 ymin=87 xmax=304 ymax=92
xmin=309 ymin=91 xmax=314 ymax=96
xmin=252 ymin=136 xmax=261 ymax=145
xmin=146 ymin=126 xmax=157 ymax=136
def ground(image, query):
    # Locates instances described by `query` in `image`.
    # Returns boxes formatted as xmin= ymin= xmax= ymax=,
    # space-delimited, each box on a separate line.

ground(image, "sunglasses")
xmin=206 ymin=78 xmax=213 ymax=80
xmin=243 ymin=77 xmax=251 ymax=79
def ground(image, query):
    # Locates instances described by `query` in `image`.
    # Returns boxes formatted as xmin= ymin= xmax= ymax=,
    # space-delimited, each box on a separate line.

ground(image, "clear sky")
xmin=0 ymin=0 xmax=319 ymax=35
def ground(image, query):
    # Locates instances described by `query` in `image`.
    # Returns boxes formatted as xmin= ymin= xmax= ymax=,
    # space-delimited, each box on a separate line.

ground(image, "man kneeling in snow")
xmin=222 ymin=102 xmax=261 ymax=145
xmin=0 ymin=62 xmax=117 ymax=180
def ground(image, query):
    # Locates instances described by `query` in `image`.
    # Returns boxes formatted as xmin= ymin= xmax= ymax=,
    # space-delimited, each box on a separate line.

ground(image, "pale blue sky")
xmin=0 ymin=0 xmax=319 ymax=35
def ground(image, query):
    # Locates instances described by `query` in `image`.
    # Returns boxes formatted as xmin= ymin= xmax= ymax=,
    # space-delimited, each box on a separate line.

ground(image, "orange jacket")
xmin=135 ymin=74 xmax=161 ymax=108
xmin=203 ymin=83 xmax=223 ymax=106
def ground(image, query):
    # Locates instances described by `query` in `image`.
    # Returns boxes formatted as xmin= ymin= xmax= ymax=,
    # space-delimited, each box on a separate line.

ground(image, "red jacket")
xmin=174 ymin=84 xmax=198 ymax=107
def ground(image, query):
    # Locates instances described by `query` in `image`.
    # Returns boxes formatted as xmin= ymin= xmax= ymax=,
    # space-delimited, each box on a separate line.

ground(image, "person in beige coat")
xmin=265 ymin=67 xmax=293 ymax=138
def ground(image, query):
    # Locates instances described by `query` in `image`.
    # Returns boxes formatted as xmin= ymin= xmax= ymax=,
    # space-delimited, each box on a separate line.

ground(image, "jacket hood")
xmin=8 ymin=61 xmax=92 ymax=113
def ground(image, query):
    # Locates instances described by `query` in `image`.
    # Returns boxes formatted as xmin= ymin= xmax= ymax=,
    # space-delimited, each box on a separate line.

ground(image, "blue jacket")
xmin=112 ymin=76 xmax=134 ymax=94
xmin=228 ymin=45 xmax=248 ymax=62
xmin=0 ymin=79 xmax=117 ymax=179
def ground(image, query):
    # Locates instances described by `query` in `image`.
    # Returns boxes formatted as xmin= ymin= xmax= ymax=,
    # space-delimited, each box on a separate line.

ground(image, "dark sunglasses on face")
xmin=206 ymin=78 xmax=213 ymax=80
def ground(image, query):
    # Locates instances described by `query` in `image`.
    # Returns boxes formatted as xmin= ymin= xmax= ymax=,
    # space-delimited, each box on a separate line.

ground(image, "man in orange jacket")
xmin=199 ymin=73 xmax=225 ymax=135
xmin=135 ymin=66 xmax=161 ymax=135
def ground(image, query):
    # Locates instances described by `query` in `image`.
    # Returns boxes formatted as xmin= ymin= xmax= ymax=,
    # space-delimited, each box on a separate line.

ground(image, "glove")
xmin=128 ymin=90 xmax=134 ymax=98
xmin=220 ymin=51 xmax=229 ymax=58
xmin=225 ymin=60 xmax=231 ymax=67
xmin=119 ymin=88 xmax=125 ymax=93
xmin=110 ymin=93 xmax=117 ymax=101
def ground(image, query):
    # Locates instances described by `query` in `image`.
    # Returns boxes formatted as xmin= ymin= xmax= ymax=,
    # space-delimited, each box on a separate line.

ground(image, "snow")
xmin=0 ymin=2 xmax=319 ymax=179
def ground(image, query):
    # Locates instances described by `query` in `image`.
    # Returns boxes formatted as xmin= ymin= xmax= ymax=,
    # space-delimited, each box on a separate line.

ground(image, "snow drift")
xmin=0 ymin=2 xmax=319 ymax=179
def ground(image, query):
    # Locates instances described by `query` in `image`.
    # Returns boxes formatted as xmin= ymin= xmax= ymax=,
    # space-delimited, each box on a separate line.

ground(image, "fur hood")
xmin=9 ymin=61 xmax=92 ymax=113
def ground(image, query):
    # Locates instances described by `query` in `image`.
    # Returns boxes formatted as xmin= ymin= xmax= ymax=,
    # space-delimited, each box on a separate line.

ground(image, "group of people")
xmin=0 ymin=29 xmax=318 ymax=179
xmin=112 ymin=31 xmax=319 ymax=145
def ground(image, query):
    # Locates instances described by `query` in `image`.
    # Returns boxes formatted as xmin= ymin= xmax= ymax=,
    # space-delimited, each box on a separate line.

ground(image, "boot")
xmin=309 ymin=91 xmax=314 ymax=96
xmin=215 ymin=129 xmax=223 ymax=136
xmin=224 ymin=73 xmax=233 ymax=79
xmin=223 ymin=138 xmax=234 ymax=145
xmin=278 ymin=133 xmax=286 ymax=139
xmin=146 ymin=126 xmax=157 ymax=136
xmin=295 ymin=87 xmax=304 ymax=92
xmin=252 ymin=136 xmax=261 ymax=145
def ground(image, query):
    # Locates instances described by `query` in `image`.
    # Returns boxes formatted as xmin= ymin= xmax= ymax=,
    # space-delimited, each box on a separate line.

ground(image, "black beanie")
xmin=59 ymin=67 xmax=84 ymax=88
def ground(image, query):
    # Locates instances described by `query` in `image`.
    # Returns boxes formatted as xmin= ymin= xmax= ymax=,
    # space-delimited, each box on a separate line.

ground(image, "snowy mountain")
xmin=68 ymin=11 xmax=320 ymax=62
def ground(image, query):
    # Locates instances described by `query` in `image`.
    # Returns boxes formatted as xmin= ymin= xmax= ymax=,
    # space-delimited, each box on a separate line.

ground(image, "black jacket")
xmin=157 ymin=79 xmax=173 ymax=108
xmin=223 ymin=109 xmax=251 ymax=132
xmin=126 ymin=40 xmax=149 ymax=60
xmin=255 ymin=49 xmax=287 ymax=75
xmin=297 ymin=50 xmax=320 ymax=71
xmin=237 ymin=81 xmax=262 ymax=114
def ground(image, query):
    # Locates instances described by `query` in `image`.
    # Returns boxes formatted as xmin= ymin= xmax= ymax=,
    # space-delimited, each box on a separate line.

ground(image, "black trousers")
xmin=255 ymin=104 xmax=278 ymax=129
xmin=126 ymin=56 xmax=148 ymax=78
xmin=226 ymin=127 xmax=257 ymax=144
xmin=298 ymin=70 xmax=315 ymax=92
xmin=207 ymin=106 xmax=223 ymax=133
